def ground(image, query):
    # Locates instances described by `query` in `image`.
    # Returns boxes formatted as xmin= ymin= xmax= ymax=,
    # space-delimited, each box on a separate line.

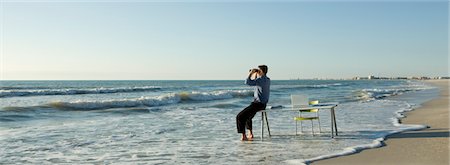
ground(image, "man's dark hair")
xmin=258 ymin=65 xmax=268 ymax=74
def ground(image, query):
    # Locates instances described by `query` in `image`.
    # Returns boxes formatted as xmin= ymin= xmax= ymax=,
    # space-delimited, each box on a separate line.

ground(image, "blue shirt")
xmin=245 ymin=75 xmax=270 ymax=104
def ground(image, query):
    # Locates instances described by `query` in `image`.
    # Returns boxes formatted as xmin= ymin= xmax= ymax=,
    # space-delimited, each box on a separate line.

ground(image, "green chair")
xmin=291 ymin=95 xmax=321 ymax=135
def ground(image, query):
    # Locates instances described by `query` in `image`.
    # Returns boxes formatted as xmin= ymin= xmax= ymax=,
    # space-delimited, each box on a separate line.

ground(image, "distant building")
xmin=409 ymin=76 xmax=431 ymax=80
xmin=436 ymin=77 xmax=450 ymax=79
xmin=352 ymin=76 xmax=368 ymax=80
xmin=351 ymin=75 xmax=448 ymax=80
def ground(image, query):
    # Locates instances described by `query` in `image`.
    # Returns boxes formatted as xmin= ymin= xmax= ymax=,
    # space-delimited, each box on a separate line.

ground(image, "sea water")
xmin=0 ymin=80 xmax=438 ymax=164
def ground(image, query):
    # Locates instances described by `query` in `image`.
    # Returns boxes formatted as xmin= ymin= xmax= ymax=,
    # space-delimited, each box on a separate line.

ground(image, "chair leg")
xmin=300 ymin=121 xmax=303 ymax=133
xmin=299 ymin=112 xmax=303 ymax=134
xmin=295 ymin=120 xmax=298 ymax=135
xmin=311 ymin=120 xmax=314 ymax=136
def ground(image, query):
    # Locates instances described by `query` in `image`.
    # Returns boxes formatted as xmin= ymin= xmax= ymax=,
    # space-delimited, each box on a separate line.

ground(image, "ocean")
xmin=0 ymin=80 xmax=438 ymax=164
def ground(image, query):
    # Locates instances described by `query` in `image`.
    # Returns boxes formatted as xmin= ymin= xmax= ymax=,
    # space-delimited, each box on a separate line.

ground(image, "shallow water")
xmin=0 ymin=80 xmax=437 ymax=164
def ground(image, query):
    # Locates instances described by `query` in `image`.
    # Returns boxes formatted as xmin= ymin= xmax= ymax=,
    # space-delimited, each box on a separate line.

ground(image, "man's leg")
xmin=236 ymin=103 xmax=256 ymax=140
xmin=245 ymin=103 xmax=264 ymax=140
xmin=245 ymin=117 xmax=254 ymax=139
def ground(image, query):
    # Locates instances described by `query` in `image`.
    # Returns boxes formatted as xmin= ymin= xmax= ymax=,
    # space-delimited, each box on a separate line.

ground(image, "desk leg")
xmin=330 ymin=109 xmax=334 ymax=138
xmin=264 ymin=112 xmax=271 ymax=137
xmin=332 ymin=107 xmax=338 ymax=136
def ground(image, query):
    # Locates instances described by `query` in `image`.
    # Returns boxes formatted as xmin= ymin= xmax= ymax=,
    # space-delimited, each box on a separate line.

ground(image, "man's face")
xmin=256 ymin=69 xmax=264 ymax=76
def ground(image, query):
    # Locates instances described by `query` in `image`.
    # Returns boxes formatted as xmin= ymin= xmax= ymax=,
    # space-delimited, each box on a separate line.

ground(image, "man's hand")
xmin=249 ymin=69 xmax=257 ymax=76
xmin=248 ymin=69 xmax=259 ymax=80
xmin=248 ymin=71 xmax=254 ymax=77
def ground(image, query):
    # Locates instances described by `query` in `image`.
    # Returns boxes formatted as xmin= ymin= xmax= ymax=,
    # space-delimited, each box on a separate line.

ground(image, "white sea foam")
xmin=273 ymin=83 xmax=343 ymax=91
xmin=0 ymin=86 xmax=50 ymax=90
xmin=355 ymin=84 xmax=434 ymax=101
xmin=296 ymin=126 xmax=428 ymax=165
xmin=314 ymin=83 xmax=343 ymax=87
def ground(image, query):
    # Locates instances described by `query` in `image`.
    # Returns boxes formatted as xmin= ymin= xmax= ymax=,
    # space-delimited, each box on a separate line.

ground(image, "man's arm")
xmin=245 ymin=72 xmax=258 ymax=86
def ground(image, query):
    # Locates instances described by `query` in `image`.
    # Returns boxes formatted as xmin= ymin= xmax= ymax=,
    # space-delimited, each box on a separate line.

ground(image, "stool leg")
xmin=261 ymin=112 xmax=264 ymax=140
xmin=264 ymin=112 xmax=271 ymax=137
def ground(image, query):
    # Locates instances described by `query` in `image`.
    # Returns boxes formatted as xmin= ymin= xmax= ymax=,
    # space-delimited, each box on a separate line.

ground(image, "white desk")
xmin=260 ymin=103 xmax=339 ymax=139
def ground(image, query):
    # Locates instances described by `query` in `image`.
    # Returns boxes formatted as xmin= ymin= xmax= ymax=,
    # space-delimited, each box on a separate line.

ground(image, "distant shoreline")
xmin=1 ymin=78 xmax=449 ymax=81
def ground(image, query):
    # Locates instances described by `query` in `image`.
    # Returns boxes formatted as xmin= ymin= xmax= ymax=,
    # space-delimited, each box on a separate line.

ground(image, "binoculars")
xmin=249 ymin=69 xmax=259 ymax=72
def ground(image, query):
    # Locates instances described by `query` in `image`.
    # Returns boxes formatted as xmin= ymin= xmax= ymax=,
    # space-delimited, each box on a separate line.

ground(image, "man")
xmin=236 ymin=65 xmax=270 ymax=141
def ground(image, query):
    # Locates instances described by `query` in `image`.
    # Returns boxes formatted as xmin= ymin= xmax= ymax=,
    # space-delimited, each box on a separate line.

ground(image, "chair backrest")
xmin=309 ymin=100 xmax=319 ymax=112
xmin=309 ymin=100 xmax=319 ymax=105
xmin=291 ymin=95 xmax=309 ymax=108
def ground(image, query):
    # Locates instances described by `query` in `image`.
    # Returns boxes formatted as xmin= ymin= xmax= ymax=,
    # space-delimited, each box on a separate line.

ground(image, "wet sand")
xmin=313 ymin=80 xmax=449 ymax=165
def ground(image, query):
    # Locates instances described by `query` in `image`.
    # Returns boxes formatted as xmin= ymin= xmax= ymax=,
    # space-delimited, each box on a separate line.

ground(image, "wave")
xmin=0 ymin=86 xmax=51 ymax=90
xmin=45 ymin=90 xmax=253 ymax=110
xmin=0 ymin=114 xmax=34 ymax=122
xmin=273 ymin=83 xmax=343 ymax=91
xmin=0 ymin=86 xmax=162 ymax=98
xmin=353 ymin=85 xmax=432 ymax=101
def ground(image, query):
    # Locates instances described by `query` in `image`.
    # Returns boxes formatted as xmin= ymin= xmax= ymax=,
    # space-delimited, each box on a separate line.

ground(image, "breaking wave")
xmin=45 ymin=90 xmax=253 ymax=110
xmin=0 ymin=86 xmax=162 ymax=98
xmin=0 ymin=86 xmax=51 ymax=90
xmin=353 ymin=86 xmax=433 ymax=101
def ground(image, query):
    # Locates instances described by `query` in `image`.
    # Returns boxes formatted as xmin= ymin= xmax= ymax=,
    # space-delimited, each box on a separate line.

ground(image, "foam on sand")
xmin=285 ymin=102 xmax=428 ymax=165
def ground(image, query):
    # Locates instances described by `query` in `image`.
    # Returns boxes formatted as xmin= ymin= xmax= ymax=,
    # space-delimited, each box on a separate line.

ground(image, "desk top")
xmin=265 ymin=102 xmax=338 ymax=111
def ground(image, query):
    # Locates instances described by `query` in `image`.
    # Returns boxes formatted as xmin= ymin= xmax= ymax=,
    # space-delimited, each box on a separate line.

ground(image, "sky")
xmin=0 ymin=0 xmax=448 ymax=80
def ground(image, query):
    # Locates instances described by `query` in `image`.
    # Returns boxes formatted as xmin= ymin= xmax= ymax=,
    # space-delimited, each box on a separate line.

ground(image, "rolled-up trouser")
xmin=236 ymin=102 xmax=266 ymax=133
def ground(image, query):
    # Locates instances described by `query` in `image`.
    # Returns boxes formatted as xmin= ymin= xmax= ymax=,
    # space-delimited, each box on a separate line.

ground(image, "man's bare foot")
xmin=247 ymin=130 xmax=254 ymax=140
xmin=241 ymin=134 xmax=248 ymax=141
xmin=247 ymin=133 xmax=254 ymax=140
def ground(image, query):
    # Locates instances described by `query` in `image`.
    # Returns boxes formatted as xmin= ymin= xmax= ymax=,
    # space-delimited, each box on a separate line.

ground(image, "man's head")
xmin=258 ymin=65 xmax=268 ymax=75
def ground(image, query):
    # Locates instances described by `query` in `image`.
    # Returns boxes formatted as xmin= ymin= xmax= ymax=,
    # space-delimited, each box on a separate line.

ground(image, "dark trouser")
xmin=236 ymin=102 xmax=267 ymax=133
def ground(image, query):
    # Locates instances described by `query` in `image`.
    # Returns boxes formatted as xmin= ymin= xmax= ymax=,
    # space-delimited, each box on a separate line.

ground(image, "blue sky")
xmin=1 ymin=0 xmax=448 ymax=80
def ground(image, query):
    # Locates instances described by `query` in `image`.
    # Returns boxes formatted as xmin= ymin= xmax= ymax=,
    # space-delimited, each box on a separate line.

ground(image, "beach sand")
xmin=313 ymin=80 xmax=449 ymax=165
